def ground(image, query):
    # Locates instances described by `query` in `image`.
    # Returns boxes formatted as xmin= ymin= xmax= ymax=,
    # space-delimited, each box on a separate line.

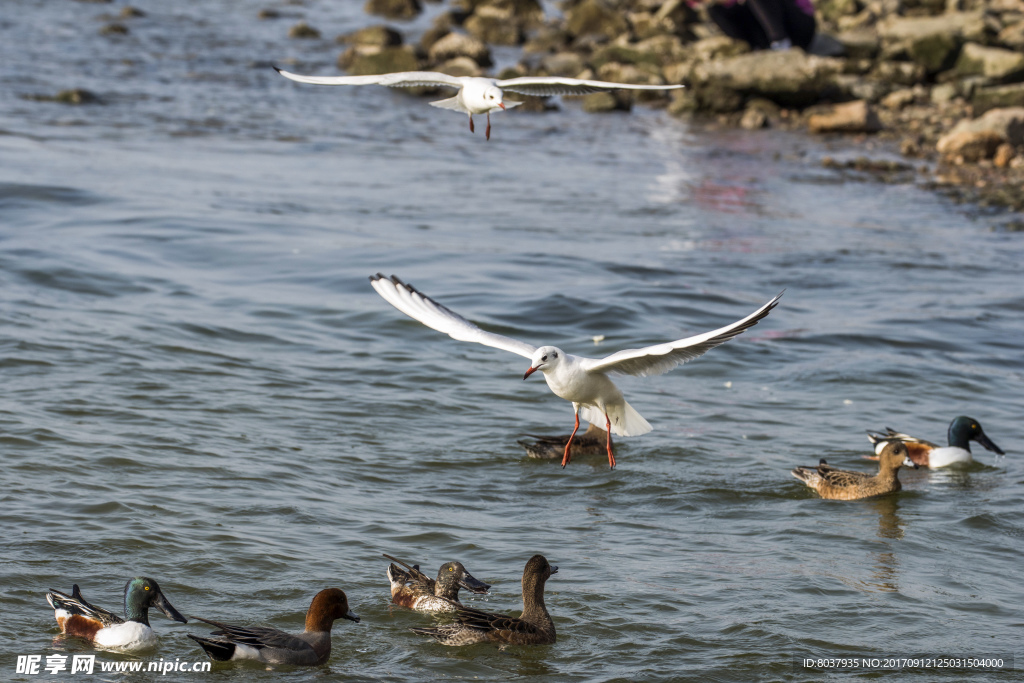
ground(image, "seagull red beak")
xmin=523 ymin=366 xmax=537 ymax=380
xmin=498 ymin=103 xmax=506 ymax=110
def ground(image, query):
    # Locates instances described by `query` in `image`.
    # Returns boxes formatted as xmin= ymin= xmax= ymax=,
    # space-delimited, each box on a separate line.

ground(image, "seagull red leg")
xmin=561 ymin=412 xmax=580 ymax=469
xmin=605 ymin=414 xmax=616 ymax=469
xmin=469 ymin=115 xmax=475 ymax=134
xmin=486 ymin=112 xmax=491 ymax=141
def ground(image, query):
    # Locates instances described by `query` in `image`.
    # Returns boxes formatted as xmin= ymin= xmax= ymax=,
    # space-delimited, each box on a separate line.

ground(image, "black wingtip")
xmin=273 ymin=65 xmax=283 ymax=74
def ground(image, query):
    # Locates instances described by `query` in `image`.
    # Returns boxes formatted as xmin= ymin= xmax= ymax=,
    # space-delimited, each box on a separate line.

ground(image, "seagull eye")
xmin=541 ymin=355 xmax=547 ymax=361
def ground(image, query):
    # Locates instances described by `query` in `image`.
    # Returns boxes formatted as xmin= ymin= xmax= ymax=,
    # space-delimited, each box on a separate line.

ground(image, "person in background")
xmin=704 ymin=0 xmax=816 ymax=51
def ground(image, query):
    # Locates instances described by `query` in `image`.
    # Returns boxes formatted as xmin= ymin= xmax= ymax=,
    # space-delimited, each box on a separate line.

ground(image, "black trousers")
xmin=708 ymin=0 xmax=816 ymax=50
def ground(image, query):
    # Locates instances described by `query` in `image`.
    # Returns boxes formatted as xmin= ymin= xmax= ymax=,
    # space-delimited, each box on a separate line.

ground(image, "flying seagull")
xmin=275 ymin=68 xmax=685 ymax=139
xmin=369 ymin=274 xmax=782 ymax=469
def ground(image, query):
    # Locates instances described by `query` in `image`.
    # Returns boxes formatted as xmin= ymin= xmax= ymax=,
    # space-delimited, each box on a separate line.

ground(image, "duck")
xmin=792 ymin=441 xmax=919 ymax=500
xmin=46 ymin=577 xmax=187 ymax=651
xmin=188 ymin=588 xmax=359 ymax=666
xmin=518 ymin=424 xmax=611 ymax=461
xmin=412 ymin=554 xmax=557 ymax=646
xmin=384 ymin=554 xmax=491 ymax=613
xmin=866 ymin=416 xmax=1005 ymax=468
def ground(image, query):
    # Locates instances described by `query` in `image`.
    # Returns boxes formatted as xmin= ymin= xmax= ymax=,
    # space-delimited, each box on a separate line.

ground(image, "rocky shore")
xmin=336 ymin=0 xmax=1024 ymax=213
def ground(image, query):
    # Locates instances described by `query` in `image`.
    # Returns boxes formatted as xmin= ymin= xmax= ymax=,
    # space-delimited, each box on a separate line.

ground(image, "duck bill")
xmin=549 ymin=565 xmax=559 ymax=575
xmin=344 ymin=610 xmax=360 ymax=623
xmin=459 ymin=573 xmax=491 ymax=595
xmin=903 ymin=456 xmax=919 ymax=470
xmin=523 ymin=366 xmax=538 ymax=380
xmin=155 ymin=592 xmax=188 ymax=624
xmin=976 ymin=431 xmax=1005 ymax=455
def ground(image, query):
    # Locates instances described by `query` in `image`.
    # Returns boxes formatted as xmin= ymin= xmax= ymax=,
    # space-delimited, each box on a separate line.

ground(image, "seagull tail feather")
xmin=580 ymin=401 xmax=652 ymax=437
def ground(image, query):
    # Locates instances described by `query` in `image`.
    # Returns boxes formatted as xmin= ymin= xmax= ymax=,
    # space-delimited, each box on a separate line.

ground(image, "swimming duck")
xmin=188 ymin=589 xmax=360 ymax=667
xmin=866 ymin=416 xmax=1005 ymax=468
xmin=188 ymin=588 xmax=359 ymax=666
xmin=792 ymin=441 xmax=918 ymax=500
xmin=412 ymin=554 xmax=557 ymax=646
xmin=46 ymin=577 xmax=187 ymax=651
xmin=384 ymin=554 xmax=491 ymax=613
xmin=518 ymin=424 xmax=612 ymax=460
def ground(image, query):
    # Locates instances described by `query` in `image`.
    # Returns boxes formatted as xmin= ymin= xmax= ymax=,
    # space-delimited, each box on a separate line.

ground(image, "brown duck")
xmin=411 ymin=555 xmax=557 ymax=646
xmin=792 ymin=441 xmax=918 ymax=500
xmin=518 ymin=424 xmax=611 ymax=460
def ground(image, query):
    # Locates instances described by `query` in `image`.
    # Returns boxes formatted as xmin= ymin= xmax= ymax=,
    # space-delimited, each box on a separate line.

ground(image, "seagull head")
xmin=483 ymin=84 xmax=506 ymax=111
xmin=524 ymin=346 xmax=563 ymax=380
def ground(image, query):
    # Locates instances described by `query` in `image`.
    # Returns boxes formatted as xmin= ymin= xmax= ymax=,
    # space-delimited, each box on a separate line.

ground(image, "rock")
xmin=565 ymin=0 xmax=628 ymax=42
xmin=818 ymin=0 xmax=860 ymax=24
xmin=693 ymin=50 xmax=843 ymax=108
xmin=523 ymin=25 xmax=570 ymax=54
xmin=365 ymin=0 xmax=422 ymax=21
xmin=340 ymin=25 xmax=403 ymax=47
xmin=257 ymin=9 xmax=280 ymax=20
xmin=882 ymin=88 xmax=917 ymax=109
xmin=807 ymin=100 xmax=882 ymax=133
xmin=835 ymin=30 xmax=880 ymax=60
xmin=740 ymin=107 xmax=768 ymax=129
xmin=590 ymin=45 xmax=663 ymax=70
xmin=936 ymin=129 xmax=1004 ymax=161
xmin=597 ymin=62 xmax=662 ymax=86
xmin=972 ymin=83 xmax=1024 ymax=113
xmin=930 ymin=82 xmax=960 ymax=105
xmin=832 ymin=75 xmax=891 ymax=103
xmin=877 ymin=12 xmax=988 ymax=73
xmin=953 ymin=43 xmax=1024 ymax=83
xmin=870 ymin=60 xmax=926 ymax=86
xmin=632 ymin=34 xmax=687 ymax=63
xmin=119 ymin=6 xmax=145 ymax=17
xmin=428 ymin=32 xmax=492 ymax=67
xmin=288 ymin=22 xmax=321 ymax=39
xmin=946 ymin=106 xmax=1024 ymax=145
xmin=54 ymin=89 xmax=100 ymax=105
xmin=465 ymin=7 xmax=522 ymax=46
xmin=435 ymin=56 xmax=483 ymax=77
xmin=998 ymin=20 xmax=1024 ymax=51
xmin=338 ymin=45 xmax=420 ymax=75
xmin=99 ymin=23 xmax=129 ymax=35
xmin=691 ymin=36 xmax=748 ymax=61
xmin=994 ymin=143 xmax=1015 ymax=167
xmin=540 ymin=52 xmax=586 ymax=78
xmin=582 ymin=91 xmax=628 ymax=112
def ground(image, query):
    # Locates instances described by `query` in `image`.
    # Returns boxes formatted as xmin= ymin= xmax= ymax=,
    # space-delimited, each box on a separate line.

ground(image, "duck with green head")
xmin=46 ymin=577 xmax=187 ymax=650
xmin=867 ymin=416 xmax=1005 ymax=468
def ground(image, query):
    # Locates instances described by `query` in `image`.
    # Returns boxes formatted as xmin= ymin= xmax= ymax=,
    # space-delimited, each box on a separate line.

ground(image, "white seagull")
xmin=274 ymin=68 xmax=685 ymax=140
xmin=370 ymin=274 xmax=783 ymax=469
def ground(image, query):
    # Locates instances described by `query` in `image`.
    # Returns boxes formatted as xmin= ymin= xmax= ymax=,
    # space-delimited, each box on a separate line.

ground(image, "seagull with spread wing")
xmin=370 ymin=274 xmax=783 ymax=469
xmin=275 ymin=68 xmax=684 ymax=140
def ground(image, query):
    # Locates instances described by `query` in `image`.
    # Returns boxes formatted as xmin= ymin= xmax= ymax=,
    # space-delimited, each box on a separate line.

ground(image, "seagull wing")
xmin=275 ymin=67 xmax=465 ymax=89
xmin=496 ymin=76 xmax=685 ymax=97
xmin=581 ymin=292 xmax=783 ymax=377
xmin=370 ymin=274 xmax=538 ymax=360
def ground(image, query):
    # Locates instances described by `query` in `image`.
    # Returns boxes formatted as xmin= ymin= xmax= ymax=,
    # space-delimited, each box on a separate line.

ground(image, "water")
xmin=1 ymin=1 xmax=1022 ymax=681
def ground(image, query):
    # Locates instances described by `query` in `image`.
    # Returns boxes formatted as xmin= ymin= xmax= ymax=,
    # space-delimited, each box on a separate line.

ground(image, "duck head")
xmin=949 ymin=416 xmax=1004 ymax=455
xmin=123 ymin=577 xmax=187 ymax=626
xmin=435 ymin=562 xmax=491 ymax=598
xmin=305 ymin=588 xmax=359 ymax=633
xmin=524 ymin=346 xmax=565 ymax=380
xmin=880 ymin=441 xmax=918 ymax=470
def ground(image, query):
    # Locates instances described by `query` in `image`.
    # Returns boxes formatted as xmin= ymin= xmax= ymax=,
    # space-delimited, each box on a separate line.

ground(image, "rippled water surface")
xmin=2 ymin=1 xmax=1022 ymax=681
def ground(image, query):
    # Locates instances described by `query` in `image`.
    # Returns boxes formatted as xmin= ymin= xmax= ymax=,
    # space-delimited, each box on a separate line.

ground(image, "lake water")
xmin=1 ymin=1 xmax=1021 ymax=681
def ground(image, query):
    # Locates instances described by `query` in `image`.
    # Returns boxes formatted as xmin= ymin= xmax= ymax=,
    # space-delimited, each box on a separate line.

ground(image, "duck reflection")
xmin=864 ymin=496 xmax=904 ymax=593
